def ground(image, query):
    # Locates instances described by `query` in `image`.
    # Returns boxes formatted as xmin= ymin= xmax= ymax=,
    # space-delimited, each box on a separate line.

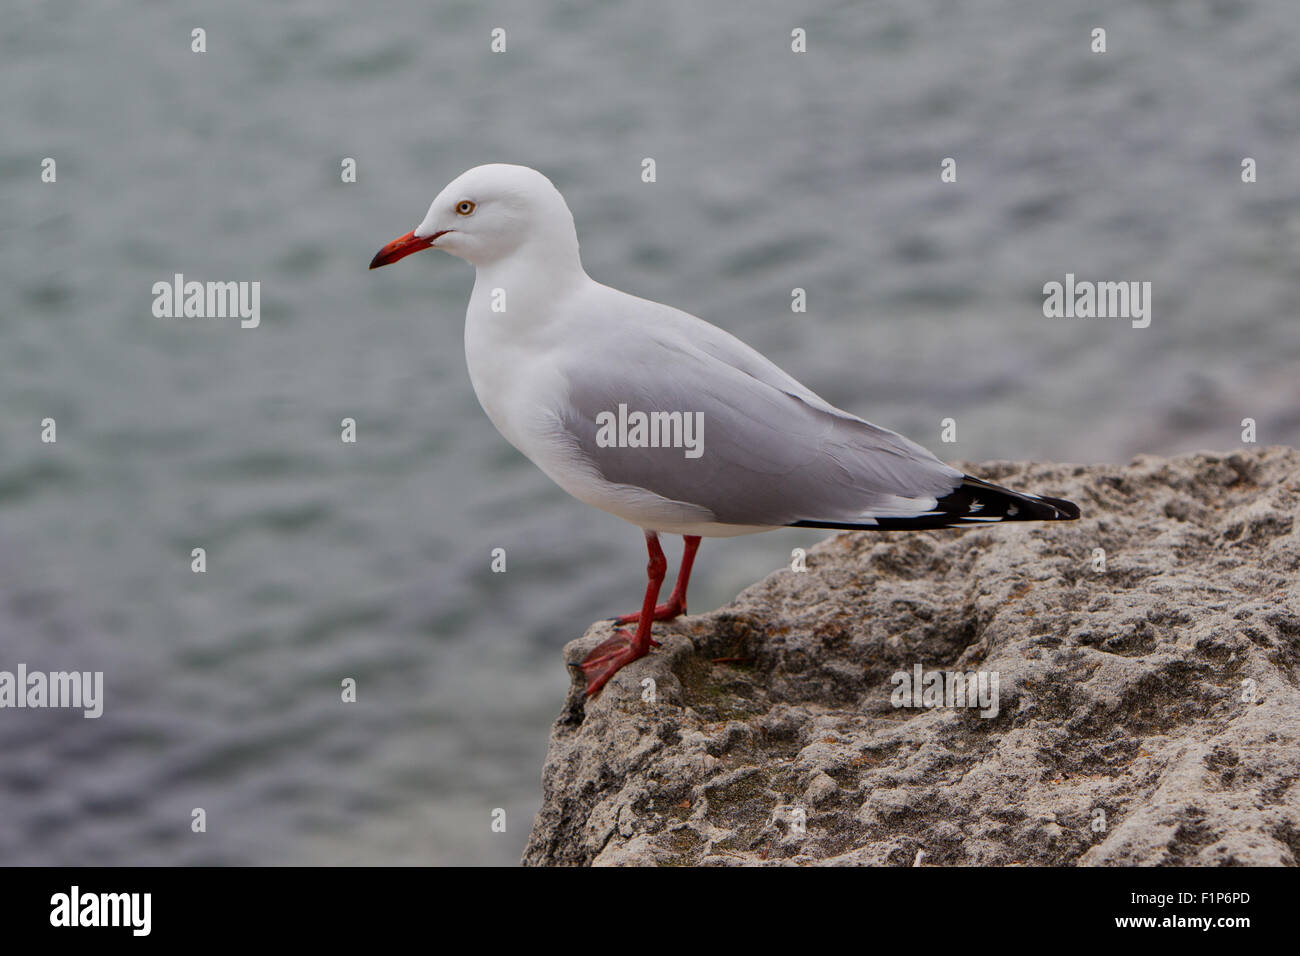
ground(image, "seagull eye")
xmin=456 ymin=200 xmax=476 ymax=215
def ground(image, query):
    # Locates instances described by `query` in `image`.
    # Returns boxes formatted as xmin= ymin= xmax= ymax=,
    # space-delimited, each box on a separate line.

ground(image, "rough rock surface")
xmin=522 ymin=448 xmax=1300 ymax=866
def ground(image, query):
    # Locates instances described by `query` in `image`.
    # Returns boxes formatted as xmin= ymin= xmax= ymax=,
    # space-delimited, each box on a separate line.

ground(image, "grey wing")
xmin=556 ymin=333 xmax=963 ymax=527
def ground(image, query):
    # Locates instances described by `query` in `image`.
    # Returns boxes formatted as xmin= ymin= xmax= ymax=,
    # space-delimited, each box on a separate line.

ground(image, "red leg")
xmin=612 ymin=535 xmax=701 ymax=625
xmin=581 ymin=531 xmax=669 ymax=696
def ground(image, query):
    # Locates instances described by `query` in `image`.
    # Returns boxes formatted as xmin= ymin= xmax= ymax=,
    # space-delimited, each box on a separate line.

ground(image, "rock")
xmin=521 ymin=448 xmax=1300 ymax=866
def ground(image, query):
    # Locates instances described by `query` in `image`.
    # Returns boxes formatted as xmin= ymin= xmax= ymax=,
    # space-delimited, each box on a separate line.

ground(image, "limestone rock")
xmin=522 ymin=448 xmax=1300 ymax=866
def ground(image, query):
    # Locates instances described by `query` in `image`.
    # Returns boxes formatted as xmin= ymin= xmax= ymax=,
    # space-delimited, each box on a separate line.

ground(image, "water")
xmin=2 ymin=0 xmax=1297 ymax=865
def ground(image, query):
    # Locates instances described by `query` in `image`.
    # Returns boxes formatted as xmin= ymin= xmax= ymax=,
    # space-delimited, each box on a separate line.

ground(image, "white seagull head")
xmin=370 ymin=163 xmax=581 ymax=271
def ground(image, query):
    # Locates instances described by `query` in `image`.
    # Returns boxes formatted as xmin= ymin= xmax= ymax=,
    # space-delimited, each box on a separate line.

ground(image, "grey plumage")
xmin=556 ymin=319 xmax=965 ymax=528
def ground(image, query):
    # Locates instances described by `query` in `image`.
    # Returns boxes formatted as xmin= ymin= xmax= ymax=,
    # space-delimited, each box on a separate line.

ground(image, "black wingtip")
xmin=953 ymin=476 xmax=1080 ymax=523
xmin=787 ymin=476 xmax=1081 ymax=531
xmin=1037 ymin=494 xmax=1081 ymax=520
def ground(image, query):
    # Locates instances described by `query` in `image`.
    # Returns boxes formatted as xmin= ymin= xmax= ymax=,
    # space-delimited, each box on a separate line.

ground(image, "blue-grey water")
xmin=2 ymin=0 xmax=1297 ymax=865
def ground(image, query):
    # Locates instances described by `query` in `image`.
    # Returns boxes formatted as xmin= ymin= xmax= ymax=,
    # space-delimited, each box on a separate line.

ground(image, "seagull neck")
xmin=472 ymin=249 xmax=588 ymax=311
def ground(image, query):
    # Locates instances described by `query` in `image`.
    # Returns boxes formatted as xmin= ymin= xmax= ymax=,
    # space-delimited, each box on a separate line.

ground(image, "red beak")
xmin=369 ymin=230 xmax=445 ymax=269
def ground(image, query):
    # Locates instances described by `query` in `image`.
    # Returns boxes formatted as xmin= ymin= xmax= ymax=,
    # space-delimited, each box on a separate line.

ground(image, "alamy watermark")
xmin=0 ymin=664 xmax=103 ymax=718
xmin=1043 ymin=273 xmax=1150 ymax=328
xmin=890 ymin=664 xmax=999 ymax=718
xmin=152 ymin=273 xmax=260 ymax=328
xmin=595 ymin=403 xmax=704 ymax=459
xmin=50 ymin=886 xmax=150 ymax=936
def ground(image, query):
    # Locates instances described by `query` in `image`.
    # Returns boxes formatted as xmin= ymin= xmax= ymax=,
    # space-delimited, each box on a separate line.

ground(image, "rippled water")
xmin=2 ymin=0 xmax=1297 ymax=865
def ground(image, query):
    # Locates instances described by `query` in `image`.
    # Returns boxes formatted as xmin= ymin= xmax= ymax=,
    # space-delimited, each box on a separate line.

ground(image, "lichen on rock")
xmin=522 ymin=448 xmax=1300 ymax=866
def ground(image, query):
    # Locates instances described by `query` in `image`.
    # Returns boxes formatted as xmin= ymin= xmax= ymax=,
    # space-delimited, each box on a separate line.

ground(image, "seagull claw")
xmin=580 ymin=630 xmax=655 ymax=696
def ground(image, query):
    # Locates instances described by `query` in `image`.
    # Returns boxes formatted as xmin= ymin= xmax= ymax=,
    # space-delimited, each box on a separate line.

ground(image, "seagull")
xmin=370 ymin=164 xmax=1079 ymax=696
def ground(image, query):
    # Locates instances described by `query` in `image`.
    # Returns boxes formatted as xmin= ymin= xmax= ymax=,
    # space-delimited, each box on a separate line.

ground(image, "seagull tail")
xmin=788 ymin=475 xmax=1080 ymax=531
